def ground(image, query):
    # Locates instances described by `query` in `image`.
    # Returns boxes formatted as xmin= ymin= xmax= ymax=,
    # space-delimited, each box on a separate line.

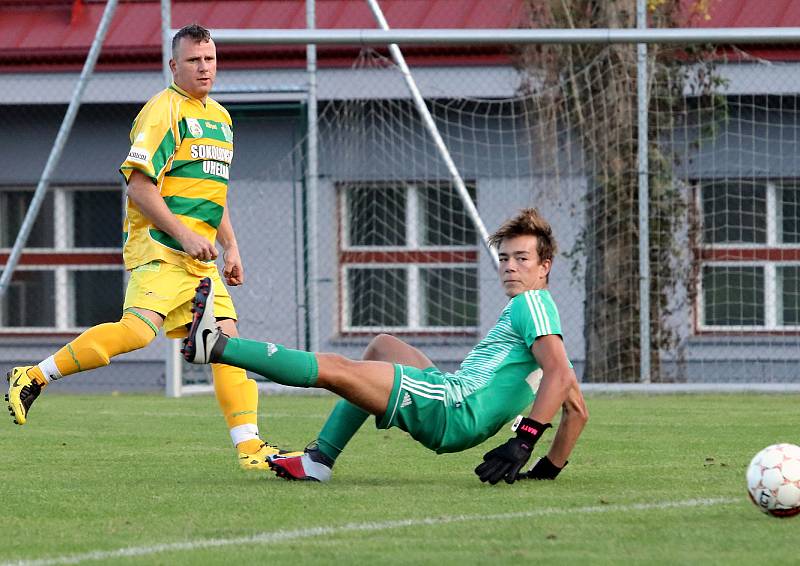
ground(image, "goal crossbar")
xmin=203 ymin=27 xmax=800 ymax=46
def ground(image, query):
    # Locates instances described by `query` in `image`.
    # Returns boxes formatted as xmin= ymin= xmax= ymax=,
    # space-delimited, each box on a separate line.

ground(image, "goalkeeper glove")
xmin=521 ymin=456 xmax=566 ymax=480
xmin=474 ymin=416 xmax=551 ymax=485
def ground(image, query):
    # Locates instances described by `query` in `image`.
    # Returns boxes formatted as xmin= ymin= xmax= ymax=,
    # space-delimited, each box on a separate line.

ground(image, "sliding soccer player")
xmin=183 ymin=208 xmax=588 ymax=484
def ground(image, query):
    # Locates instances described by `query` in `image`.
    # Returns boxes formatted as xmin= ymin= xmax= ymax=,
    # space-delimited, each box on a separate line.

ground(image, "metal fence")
xmin=1 ymin=3 xmax=800 ymax=392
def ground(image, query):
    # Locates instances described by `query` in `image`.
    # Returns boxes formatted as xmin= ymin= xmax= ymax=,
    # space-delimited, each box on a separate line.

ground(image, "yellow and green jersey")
xmin=119 ymin=83 xmax=234 ymax=275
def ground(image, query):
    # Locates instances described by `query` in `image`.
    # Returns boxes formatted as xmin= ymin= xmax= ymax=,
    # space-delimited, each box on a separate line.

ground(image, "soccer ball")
xmin=746 ymin=443 xmax=800 ymax=518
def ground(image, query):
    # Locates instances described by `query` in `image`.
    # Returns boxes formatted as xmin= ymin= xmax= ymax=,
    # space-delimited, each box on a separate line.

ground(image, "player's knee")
xmin=361 ymin=334 xmax=416 ymax=365
xmin=118 ymin=312 xmax=158 ymax=351
xmin=363 ymin=334 xmax=397 ymax=361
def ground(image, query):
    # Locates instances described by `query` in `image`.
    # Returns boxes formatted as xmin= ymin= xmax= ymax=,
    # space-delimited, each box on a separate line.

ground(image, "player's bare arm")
xmin=126 ymin=169 xmax=217 ymax=261
xmin=543 ymin=381 xmax=588 ymax=468
xmin=528 ymin=334 xmax=580 ymax=424
xmin=474 ymin=334 xmax=580 ymax=485
xmin=216 ymin=207 xmax=244 ymax=286
xmin=516 ymin=334 xmax=587 ymax=478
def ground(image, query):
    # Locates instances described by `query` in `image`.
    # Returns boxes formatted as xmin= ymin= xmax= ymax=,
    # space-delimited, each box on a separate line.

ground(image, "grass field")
xmin=1 ymin=392 xmax=798 ymax=565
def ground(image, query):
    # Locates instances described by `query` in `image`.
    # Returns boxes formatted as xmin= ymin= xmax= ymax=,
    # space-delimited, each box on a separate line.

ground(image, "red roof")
xmin=694 ymin=0 xmax=800 ymax=27
xmin=1 ymin=0 xmax=799 ymax=72
xmin=683 ymin=0 xmax=800 ymax=60
xmin=0 ymin=0 xmax=526 ymax=71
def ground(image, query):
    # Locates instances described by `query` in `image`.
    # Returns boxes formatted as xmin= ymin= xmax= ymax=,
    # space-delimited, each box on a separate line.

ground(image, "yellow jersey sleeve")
xmin=119 ymin=91 xmax=179 ymax=184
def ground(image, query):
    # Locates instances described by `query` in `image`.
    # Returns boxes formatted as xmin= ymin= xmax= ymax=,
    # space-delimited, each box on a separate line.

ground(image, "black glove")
xmin=520 ymin=456 xmax=566 ymax=480
xmin=474 ymin=417 xmax=551 ymax=485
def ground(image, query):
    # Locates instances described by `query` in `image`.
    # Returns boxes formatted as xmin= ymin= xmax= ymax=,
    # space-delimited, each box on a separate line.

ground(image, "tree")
xmin=517 ymin=0 xmax=719 ymax=381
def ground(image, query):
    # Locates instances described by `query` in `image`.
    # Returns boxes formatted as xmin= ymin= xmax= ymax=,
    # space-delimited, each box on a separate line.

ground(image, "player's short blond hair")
xmin=487 ymin=208 xmax=557 ymax=262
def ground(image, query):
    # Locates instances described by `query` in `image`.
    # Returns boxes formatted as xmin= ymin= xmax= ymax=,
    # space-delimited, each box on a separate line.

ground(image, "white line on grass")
xmin=1 ymin=497 xmax=738 ymax=566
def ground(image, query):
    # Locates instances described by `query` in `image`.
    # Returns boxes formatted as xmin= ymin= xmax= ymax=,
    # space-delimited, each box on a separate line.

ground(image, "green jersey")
xmin=379 ymin=289 xmax=566 ymax=453
xmin=438 ymin=289 xmax=564 ymax=452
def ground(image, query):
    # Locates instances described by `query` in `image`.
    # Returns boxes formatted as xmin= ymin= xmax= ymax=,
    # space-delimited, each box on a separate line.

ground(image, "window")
xmin=698 ymin=180 xmax=800 ymax=331
xmin=339 ymin=182 xmax=479 ymax=333
xmin=1 ymin=186 xmax=124 ymax=332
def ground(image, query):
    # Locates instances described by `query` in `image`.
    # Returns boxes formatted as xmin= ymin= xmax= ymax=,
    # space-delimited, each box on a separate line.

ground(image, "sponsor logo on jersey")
xmin=127 ymin=147 xmax=151 ymax=165
xmin=202 ymin=161 xmax=229 ymax=179
xmin=190 ymin=144 xmax=233 ymax=164
xmin=186 ymin=118 xmax=203 ymax=137
xmin=266 ymin=343 xmax=278 ymax=357
xmin=204 ymin=121 xmax=218 ymax=130
xmin=221 ymin=123 xmax=233 ymax=142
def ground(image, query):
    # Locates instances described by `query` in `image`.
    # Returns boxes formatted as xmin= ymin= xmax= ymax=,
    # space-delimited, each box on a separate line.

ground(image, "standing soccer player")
xmin=5 ymin=24 xmax=298 ymax=470
xmin=183 ymin=208 xmax=589 ymax=483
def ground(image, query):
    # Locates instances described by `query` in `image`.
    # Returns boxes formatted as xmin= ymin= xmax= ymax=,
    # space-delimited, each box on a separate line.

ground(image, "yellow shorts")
xmin=123 ymin=261 xmax=237 ymax=338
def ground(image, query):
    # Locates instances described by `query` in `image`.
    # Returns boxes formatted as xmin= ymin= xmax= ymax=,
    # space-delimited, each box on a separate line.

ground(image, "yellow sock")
xmin=50 ymin=311 xmax=157 ymax=379
xmin=212 ymin=364 xmax=262 ymax=451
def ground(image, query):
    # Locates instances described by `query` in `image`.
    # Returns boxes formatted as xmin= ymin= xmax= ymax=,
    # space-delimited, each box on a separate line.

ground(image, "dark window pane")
xmin=0 ymin=270 xmax=55 ymax=327
xmin=422 ymin=267 xmax=478 ymax=327
xmin=701 ymin=181 xmax=766 ymax=244
xmin=347 ymin=185 xmax=406 ymax=246
xmin=420 ymin=183 xmax=477 ymax=246
xmin=0 ymin=191 xmax=54 ymax=248
xmin=779 ymin=266 xmax=800 ymax=326
xmin=702 ymin=266 xmax=764 ymax=326
xmin=74 ymin=270 xmax=124 ymax=326
xmin=780 ymin=184 xmax=800 ymax=244
xmin=348 ymin=268 xmax=406 ymax=327
xmin=73 ymin=190 xmax=123 ymax=247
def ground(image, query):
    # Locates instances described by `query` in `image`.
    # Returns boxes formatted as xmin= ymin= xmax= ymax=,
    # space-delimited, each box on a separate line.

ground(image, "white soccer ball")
xmin=746 ymin=443 xmax=800 ymax=518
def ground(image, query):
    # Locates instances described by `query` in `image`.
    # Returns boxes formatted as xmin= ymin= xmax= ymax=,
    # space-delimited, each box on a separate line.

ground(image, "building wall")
xmin=2 ymin=96 xmax=799 ymax=391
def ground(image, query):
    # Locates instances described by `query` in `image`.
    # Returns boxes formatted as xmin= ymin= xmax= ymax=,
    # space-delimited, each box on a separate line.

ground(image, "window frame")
xmin=695 ymin=179 xmax=800 ymax=334
xmin=337 ymin=181 xmax=480 ymax=336
xmin=0 ymin=184 xmax=125 ymax=335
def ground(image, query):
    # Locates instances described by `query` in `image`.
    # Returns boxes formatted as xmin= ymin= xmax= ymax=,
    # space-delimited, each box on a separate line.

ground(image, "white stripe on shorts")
xmin=401 ymin=373 xmax=446 ymax=401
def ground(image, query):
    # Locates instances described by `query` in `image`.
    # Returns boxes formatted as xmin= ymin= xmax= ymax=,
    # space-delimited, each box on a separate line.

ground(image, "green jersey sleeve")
xmin=509 ymin=290 xmax=563 ymax=348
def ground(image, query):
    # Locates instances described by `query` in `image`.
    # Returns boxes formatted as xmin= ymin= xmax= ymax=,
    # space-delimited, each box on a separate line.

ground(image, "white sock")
xmin=300 ymin=453 xmax=333 ymax=481
xmin=38 ymin=355 xmax=62 ymax=383
xmin=230 ymin=423 xmax=259 ymax=447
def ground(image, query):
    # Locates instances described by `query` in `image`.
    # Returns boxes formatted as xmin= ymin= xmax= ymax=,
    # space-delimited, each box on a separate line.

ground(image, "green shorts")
xmin=377 ymin=364 xmax=536 ymax=454
xmin=377 ymin=365 xmax=450 ymax=452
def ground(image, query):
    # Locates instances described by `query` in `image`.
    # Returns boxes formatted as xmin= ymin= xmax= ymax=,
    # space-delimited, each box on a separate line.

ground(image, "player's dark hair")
xmin=488 ymin=208 xmax=557 ymax=263
xmin=172 ymin=24 xmax=212 ymax=56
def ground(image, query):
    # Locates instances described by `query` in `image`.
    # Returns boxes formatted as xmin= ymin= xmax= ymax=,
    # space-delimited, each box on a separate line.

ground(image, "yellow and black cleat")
xmin=5 ymin=366 xmax=42 ymax=426
xmin=238 ymin=442 xmax=303 ymax=472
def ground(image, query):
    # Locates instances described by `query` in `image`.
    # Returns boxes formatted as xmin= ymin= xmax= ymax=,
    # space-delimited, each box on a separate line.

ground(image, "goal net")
xmin=174 ymin=46 xmax=800 ymax=390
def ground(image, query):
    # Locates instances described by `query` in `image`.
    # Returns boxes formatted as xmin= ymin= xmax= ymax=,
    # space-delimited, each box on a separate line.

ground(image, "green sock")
xmin=316 ymin=400 xmax=370 ymax=462
xmin=218 ymin=337 xmax=318 ymax=388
